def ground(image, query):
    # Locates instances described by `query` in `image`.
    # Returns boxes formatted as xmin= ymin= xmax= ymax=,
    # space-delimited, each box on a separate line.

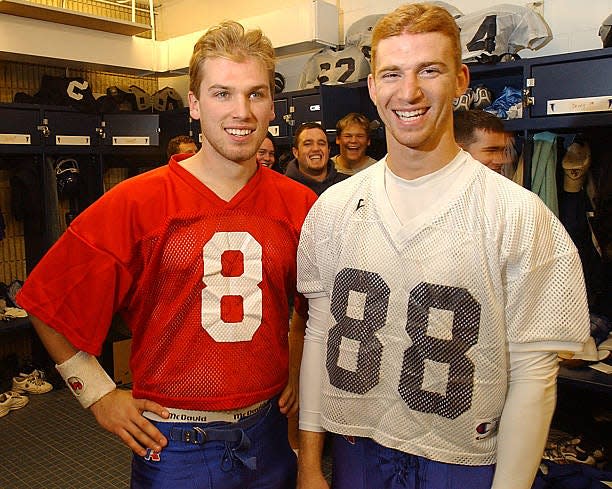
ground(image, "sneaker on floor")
xmin=19 ymin=368 xmax=46 ymax=380
xmin=12 ymin=374 xmax=53 ymax=394
xmin=0 ymin=390 xmax=29 ymax=417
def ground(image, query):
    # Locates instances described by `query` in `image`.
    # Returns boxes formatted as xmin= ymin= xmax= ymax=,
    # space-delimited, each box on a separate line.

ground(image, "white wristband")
xmin=56 ymin=351 xmax=116 ymax=408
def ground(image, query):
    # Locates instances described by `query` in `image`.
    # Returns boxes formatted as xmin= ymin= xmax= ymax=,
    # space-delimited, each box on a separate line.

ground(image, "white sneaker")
xmin=12 ymin=374 xmax=53 ymax=394
xmin=19 ymin=369 xmax=46 ymax=380
xmin=0 ymin=391 xmax=29 ymax=417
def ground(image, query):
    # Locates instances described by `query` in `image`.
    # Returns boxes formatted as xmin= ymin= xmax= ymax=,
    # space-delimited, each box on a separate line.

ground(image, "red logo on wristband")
xmin=67 ymin=376 xmax=84 ymax=395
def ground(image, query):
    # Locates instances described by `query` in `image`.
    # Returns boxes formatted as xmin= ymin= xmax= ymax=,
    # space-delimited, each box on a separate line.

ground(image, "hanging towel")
xmin=531 ymin=132 xmax=559 ymax=216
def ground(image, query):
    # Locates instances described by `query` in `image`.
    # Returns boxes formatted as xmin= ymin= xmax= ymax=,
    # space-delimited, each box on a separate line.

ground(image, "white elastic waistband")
xmin=143 ymin=400 xmax=269 ymax=424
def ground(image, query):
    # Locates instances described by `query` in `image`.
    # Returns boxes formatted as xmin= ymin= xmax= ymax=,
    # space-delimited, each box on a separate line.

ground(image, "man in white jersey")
xmin=296 ymin=4 xmax=590 ymax=489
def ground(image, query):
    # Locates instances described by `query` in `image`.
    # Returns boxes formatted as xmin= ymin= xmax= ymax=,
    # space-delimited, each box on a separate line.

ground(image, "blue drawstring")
xmin=220 ymin=430 xmax=257 ymax=471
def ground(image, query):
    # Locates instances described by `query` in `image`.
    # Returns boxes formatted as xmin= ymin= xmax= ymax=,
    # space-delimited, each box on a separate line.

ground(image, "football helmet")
xmin=56 ymin=158 xmax=80 ymax=197
xmin=274 ymin=72 xmax=286 ymax=94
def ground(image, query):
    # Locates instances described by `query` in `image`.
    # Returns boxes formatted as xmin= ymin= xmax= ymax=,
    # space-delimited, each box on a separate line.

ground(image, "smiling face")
xmin=336 ymin=122 xmax=371 ymax=167
xmin=256 ymin=137 xmax=276 ymax=167
xmin=188 ymin=56 xmax=275 ymax=164
xmin=292 ymin=127 xmax=330 ymax=179
xmin=368 ymin=31 xmax=468 ymax=160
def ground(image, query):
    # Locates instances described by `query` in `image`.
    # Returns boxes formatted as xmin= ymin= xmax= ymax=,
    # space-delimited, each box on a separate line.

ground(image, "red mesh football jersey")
xmin=18 ymin=157 xmax=317 ymax=410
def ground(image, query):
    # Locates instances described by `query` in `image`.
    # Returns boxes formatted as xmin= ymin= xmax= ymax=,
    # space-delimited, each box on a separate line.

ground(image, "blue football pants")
xmin=131 ymin=401 xmax=296 ymax=489
xmin=331 ymin=434 xmax=495 ymax=489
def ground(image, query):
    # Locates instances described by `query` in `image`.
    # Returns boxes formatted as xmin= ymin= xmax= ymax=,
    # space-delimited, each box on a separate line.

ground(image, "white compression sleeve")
xmin=491 ymin=350 xmax=558 ymax=489
xmin=299 ymin=295 xmax=330 ymax=432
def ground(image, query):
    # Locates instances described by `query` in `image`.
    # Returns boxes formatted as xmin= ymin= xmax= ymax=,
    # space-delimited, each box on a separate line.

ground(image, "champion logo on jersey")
xmin=144 ymin=448 xmax=161 ymax=462
xmin=474 ymin=417 xmax=500 ymax=440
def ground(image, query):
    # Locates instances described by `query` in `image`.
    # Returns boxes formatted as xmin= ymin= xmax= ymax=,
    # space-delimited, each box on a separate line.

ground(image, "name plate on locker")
xmin=56 ymin=135 xmax=90 ymax=146
xmin=269 ymin=125 xmax=280 ymax=137
xmin=547 ymin=95 xmax=612 ymax=115
xmin=0 ymin=134 xmax=31 ymax=144
xmin=112 ymin=136 xmax=150 ymax=146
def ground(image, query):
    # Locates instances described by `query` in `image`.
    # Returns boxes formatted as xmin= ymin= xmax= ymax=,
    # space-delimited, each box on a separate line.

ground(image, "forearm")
xmin=30 ymin=314 xmax=79 ymax=363
xmin=296 ymin=295 xmax=330 ymax=487
xmin=298 ymin=429 xmax=327 ymax=476
xmin=492 ymin=351 xmax=558 ymax=489
xmin=30 ymin=313 xmax=117 ymax=409
xmin=289 ymin=311 xmax=307 ymax=386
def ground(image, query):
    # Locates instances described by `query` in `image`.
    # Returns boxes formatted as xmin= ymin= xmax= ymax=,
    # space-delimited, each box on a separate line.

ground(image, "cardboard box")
xmin=100 ymin=337 xmax=132 ymax=386
xmin=112 ymin=338 xmax=132 ymax=386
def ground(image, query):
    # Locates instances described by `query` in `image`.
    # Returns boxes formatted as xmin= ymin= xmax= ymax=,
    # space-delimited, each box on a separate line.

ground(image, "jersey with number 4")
xmin=18 ymin=156 xmax=317 ymax=410
xmin=458 ymin=4 xmax=552 ymax=62
xmin=297 ymin=154 xmax=589 ymax=465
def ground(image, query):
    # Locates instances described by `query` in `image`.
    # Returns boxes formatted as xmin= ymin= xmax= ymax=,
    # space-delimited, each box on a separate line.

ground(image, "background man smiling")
xmin=284 ymin=122 xmax=348 ymax=195
xmin=332 ymin=112 xmax=377 ymax=175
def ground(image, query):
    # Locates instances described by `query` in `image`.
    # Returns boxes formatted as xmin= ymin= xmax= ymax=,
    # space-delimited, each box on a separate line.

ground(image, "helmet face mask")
xmin=56 ymin=158 xmax=80 ymax=197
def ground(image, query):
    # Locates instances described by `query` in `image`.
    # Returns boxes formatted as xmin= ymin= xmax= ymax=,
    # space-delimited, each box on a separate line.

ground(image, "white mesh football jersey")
xmin=344 ymin=2 xmax=463 ymax=60
xmin=298 ymin=46 xmax=371 ymax=90
xmin=297 ymin=154 xmax=589 ymax=465
xmin=457 ymin=4 xmax=552 ymax=62
xmin=344 ymin=14 xmax=385 ymax=60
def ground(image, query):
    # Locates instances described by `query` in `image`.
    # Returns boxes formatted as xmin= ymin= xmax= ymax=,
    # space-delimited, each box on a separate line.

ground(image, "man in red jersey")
xmin=17 ymin=21 xmax=316 ymax=489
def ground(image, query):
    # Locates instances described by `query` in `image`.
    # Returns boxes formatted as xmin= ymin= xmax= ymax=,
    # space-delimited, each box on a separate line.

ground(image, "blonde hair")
xmin=189 ymin=21 xmax=276 ymax=96
xmin=336 ymin=112 xmax=371 ymax=136
xmin=371 ymin=4 xmax=461 ymax=74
